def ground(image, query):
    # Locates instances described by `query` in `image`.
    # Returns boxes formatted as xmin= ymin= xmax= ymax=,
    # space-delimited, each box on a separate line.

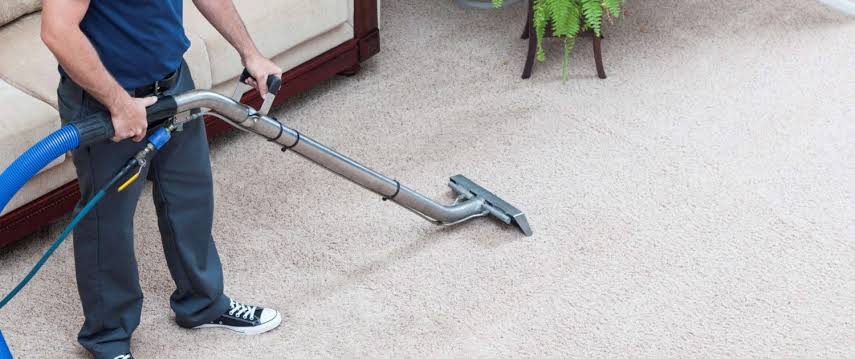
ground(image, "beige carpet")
xmin=2 ymin=0 xmax=854 ymax=357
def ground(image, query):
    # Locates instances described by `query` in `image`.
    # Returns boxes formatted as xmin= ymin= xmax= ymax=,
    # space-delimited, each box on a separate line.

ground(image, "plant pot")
xmin=455 ymin=0 xmax=519 ymax=9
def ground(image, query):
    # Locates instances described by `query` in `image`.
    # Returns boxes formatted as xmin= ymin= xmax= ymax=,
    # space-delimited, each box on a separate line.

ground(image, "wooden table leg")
xmin=521 ymin=2 xmax=531 ymax=39
xmin=521 ymin=0 xmax=535 ymax=79
xmin=593 ymin=34 xmax=606 ymax=79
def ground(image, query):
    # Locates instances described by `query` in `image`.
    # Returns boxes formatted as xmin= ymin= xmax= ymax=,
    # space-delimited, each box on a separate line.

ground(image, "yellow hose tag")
xmin=117 ymin=171 xmax=141 ymax=192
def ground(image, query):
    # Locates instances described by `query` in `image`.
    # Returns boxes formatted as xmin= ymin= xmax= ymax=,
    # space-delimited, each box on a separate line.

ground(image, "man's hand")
xmin=191 ymin=0 xmax=282 ymax=95
xmin=108 ymin=95 xmax=157 ymax=142
xmin=242 ymin=52 xmax=283 ymax=96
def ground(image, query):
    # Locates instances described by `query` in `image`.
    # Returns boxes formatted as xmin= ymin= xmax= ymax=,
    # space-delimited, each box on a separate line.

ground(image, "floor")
xmin=1 ymin=0 xmax=854 ymax=357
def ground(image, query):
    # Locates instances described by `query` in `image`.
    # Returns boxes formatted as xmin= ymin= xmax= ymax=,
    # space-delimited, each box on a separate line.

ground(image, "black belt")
xmin=130 ymin=70 xmax=179 ymax=97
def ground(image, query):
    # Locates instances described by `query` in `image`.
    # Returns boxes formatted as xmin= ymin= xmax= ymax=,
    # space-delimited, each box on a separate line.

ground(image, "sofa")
xmin=0 ymin=0 xmax=380 ymax=246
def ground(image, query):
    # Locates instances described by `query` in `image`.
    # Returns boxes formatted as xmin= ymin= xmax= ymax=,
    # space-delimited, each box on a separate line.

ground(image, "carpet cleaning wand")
xmin=0 ymin=71 xmax=530 ymax=311
xmin=213 ymin=70 xmax=531 ymax=235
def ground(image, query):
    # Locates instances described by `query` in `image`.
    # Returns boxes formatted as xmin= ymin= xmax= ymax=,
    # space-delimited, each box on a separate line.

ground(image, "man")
xmin=41 ymin=1 xmax=284 ymax=358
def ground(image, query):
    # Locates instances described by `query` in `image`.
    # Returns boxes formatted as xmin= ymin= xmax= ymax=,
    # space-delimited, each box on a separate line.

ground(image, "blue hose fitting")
xmin=148 ymin=127 xmax=172 ymax=150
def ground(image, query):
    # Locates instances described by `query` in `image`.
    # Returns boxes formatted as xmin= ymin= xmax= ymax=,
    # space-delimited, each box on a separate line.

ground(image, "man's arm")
xmin=41 ymin=0 xmax=155 ymax=142
xmin=192 ymin=0 xmax=283 ymax=95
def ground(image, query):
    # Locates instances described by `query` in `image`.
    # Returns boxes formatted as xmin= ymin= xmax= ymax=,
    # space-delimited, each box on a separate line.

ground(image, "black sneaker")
xmin=112 ymin=354 xmax=133 ymax=359
xmin=193 ymin=299 xmax=282 ymax=335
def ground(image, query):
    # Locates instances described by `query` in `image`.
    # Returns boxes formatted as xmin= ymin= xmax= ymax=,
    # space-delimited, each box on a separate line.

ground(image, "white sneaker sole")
xmin=194 ymin=311 xmax=282 ymax=335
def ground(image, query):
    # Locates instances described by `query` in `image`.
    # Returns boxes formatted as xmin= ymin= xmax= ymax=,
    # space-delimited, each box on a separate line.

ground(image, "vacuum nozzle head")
xmin=449 ymin=175 xmax=532 ymax=236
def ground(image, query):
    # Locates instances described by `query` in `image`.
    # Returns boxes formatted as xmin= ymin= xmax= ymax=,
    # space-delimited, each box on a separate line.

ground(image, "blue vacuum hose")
xmin=0 ymin=125 xmax=80 ymax=213
xmin=0 ymin=109 xmax=123 ymax=215
xmin=0 ymin=329 xmax=12 ymax=359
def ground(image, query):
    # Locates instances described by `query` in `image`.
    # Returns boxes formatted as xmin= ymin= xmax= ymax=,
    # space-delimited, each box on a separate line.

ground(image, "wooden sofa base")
xmin=0 ymin=12 xmax=380 ymax=247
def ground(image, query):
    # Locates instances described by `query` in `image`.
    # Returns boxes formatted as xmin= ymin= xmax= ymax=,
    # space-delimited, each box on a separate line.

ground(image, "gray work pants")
xmin=58 ymin=60 xmax=229 ymax=359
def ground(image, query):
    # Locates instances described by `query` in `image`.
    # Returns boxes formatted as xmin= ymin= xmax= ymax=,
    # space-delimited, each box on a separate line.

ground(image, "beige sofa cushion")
xmin=0 ymin=0 xmax=40 ymax=27
xmin=0 ymin=13 xmax=215 ymax=108
xmin=184 ymin=33 xmax=215 ymax=90
xmin=211 ymin=23 xmax=353 ymax=95
xmin=0 ymin=14 xmax=60 ymax=109
xmin=0 ymin=80 xmax=64 ymax=181
xmin=185 ymin=0 xmax=349 ymax=85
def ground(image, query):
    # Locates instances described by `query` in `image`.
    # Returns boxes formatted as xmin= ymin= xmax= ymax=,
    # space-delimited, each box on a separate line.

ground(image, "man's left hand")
xmin=242 ymin=53 xmax=283 ymax=96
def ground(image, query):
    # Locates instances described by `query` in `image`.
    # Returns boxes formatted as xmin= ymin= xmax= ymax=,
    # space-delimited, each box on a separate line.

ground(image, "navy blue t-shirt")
xmin=62 ymin=0 xmax=190 ymax=89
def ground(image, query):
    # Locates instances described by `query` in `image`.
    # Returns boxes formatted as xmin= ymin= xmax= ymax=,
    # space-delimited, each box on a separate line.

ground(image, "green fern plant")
xmin=496 ymin=0 xmax=625 ymax=81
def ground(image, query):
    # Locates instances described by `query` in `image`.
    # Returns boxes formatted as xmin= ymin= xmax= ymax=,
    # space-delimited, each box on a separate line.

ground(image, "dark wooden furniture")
xmin=520 ymin=0 xmax=606 ymax=79
xmin=0 ymin=0 xmax=380 ymax=247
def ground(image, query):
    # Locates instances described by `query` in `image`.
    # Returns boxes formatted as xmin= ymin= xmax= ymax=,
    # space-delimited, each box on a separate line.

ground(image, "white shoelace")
xmin=113 ymin=355 xmax=131 ymax=359
xmin=228 ymin=299 xmax=257 ymax=320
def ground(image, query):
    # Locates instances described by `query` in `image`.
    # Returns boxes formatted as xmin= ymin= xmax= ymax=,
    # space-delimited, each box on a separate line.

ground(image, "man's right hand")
xmin=109 ymin=95 xmax=157 ymax=142
xmin=43 ymin=0 xmax=154 ymax=143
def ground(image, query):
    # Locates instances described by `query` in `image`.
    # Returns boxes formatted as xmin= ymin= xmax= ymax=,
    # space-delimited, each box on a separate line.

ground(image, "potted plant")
xmin=496 ymin=0 xmax=625 ymax=80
